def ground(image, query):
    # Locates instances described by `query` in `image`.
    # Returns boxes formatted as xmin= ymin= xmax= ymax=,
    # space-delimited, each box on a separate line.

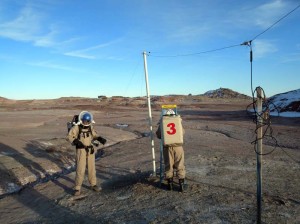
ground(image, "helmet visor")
xmin=79 ymin=111 xmax=93 ymax=126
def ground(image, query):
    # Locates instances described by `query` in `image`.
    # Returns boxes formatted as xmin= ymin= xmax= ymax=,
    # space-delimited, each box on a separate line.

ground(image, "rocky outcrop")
xmin=203 ymin=88 xmax=251 ymax=99
xmin=267 ymin=89 xmax=300 ymax=112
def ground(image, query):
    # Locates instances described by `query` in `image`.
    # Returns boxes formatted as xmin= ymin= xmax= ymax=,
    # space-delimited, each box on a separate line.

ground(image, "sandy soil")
xmin=0 ymin=98 xmax=299 ymax=224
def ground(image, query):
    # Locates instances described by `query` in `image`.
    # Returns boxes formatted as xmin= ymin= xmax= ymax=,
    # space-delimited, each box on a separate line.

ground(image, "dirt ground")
xmin=0 ymin=98 xmax=299 ymax=224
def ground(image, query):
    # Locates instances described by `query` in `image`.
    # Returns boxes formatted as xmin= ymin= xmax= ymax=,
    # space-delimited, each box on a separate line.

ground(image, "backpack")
xmin=161 ymin=115 xmax=184 ymax=147
xmin=67 ymin=115 xmax=79 ymax=133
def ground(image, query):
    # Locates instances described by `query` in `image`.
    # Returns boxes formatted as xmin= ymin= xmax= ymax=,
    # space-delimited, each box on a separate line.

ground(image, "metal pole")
xmin=256 ymin=86 xmax=263 ymax=224
xmin=159 ymin=140 xmax=163 ymax=186
xmin=142 ymin=51 xmax=156 ymax=175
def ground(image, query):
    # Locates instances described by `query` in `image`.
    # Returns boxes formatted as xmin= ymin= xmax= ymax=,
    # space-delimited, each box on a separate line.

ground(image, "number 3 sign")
xmin=166 ymin=123 xmax=176 ymax=135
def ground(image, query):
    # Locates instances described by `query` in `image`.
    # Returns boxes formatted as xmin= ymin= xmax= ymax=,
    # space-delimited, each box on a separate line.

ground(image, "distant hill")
xmin=268 ymin=89 xmax=300 ymax=112
xmin=202 ymin=88 xmax=251 ymax=99
xmin=0 ymin=97 xmax=16 ymax=104
xmin=3 ymin=88 xmax=298 ymax=113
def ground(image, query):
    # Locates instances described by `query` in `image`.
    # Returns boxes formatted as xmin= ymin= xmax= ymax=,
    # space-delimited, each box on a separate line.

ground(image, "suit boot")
xmin=179 ymin=179 xmax=185 ymax=192
xmin=167 ymin=178 xmax=173 ymax=191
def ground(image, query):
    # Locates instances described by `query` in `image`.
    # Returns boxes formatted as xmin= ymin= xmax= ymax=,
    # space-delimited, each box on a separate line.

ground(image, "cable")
xmin=246 ymin=86 xmax=300 ymax=163
xmin=243 ymin=41 xmax=299 ymax=163
xmin=149 ymin=3 xmax=300 ymax=58
xmin=251 ymin=3 xmax=300 ymax=41
xmin=123 ymin=57 xmax=142 ymax=96
xmin=148 ymin=44 xmax=241 ymax=57
xmin=278 ymin=145 xmax=300 ymax=164
xmin=247 ymin=87 xmax=275 ymax=155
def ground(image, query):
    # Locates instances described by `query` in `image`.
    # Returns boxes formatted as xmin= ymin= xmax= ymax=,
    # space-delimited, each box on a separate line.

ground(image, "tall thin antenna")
xmin=143 ymin=51 xmax=156 ymax=175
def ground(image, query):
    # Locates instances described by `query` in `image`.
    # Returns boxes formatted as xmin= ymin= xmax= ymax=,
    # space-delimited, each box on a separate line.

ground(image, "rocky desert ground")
xmin=0 ymin=94 xmax=299 ymax=224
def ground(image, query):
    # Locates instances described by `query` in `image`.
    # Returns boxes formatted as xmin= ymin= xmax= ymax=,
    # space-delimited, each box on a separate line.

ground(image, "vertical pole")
xmin=159 ymin=140 xmax=163 ymax=186
xmin=159 ymin=108 xmax=165 ymax=186
xmin=143 ymin=51 xmax=156 ymax=175
xmin=256 ymin=86 xmax=263 ymax=224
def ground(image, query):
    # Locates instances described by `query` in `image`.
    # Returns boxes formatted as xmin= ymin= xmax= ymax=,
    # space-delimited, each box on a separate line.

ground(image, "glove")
xmin=97 ymin=136 xmax=107 ymax=145
xmin=92 ymin=140 xmax=99 ymax=147
xmin=73 ymin=139 xmax=85 ymax=148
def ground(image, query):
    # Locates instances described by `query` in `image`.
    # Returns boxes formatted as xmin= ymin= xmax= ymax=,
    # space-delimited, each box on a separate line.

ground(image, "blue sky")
xmin=0 ymin=0 xmax=299 ymax=100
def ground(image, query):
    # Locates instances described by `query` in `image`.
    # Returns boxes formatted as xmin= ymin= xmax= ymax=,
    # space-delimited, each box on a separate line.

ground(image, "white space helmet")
xmin=79 ymin=111 xmax=95 ymax=126
xmin=163 ymin=109 xmax=175 ymax=116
